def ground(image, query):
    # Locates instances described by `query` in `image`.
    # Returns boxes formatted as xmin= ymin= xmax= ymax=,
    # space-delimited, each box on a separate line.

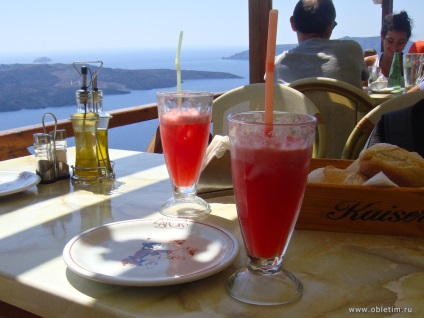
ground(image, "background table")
xmin=366 ymin=87 xmax=405 ymax=104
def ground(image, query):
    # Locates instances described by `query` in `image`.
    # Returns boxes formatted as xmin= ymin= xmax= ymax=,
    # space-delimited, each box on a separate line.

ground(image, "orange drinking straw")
xmin=265 ymin=10 xmax=278 ymax=131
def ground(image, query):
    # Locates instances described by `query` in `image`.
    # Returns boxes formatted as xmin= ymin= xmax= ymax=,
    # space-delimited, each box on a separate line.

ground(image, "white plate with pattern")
xmin=0 ymin=171 xmax=41 ymax=196
xmin=63 ymin=218 xmax=240 ymax=286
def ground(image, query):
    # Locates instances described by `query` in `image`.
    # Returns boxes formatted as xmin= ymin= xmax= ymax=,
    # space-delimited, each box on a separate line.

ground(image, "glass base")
xmin=159 ymin=194 xmax=211 ymax=218
xmin=227 ymin=267 xmax=303 ymax=305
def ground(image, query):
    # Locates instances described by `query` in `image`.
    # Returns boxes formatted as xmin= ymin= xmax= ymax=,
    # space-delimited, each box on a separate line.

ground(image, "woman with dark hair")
xmin=365 ymin=11 xmax=413 ymax=78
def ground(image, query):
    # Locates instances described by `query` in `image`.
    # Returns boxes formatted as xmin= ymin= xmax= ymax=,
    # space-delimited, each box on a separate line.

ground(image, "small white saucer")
xmin=63 ymin=218 xmax=240 ymax=286
xmin=0 ymin=171 xmax=40 ymax=196
xmin=372 ymin=87 xmax=394 ymax=94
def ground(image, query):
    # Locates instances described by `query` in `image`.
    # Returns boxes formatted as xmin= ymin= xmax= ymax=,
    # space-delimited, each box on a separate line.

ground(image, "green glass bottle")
xmin=388 ymin=51 xmax=402 ymax=89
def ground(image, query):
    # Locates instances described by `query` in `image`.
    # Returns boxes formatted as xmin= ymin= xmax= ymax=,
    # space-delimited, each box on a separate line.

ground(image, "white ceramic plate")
xmin=0 ymin=171 xmax=41 ymax=196
xmin=372 ymin=87 xmax=394 ymax=94
xmin=63 ymin=218 xmax=240 ymax=286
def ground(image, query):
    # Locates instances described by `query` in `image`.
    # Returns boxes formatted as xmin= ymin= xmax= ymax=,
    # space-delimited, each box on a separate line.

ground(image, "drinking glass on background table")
xmin=368 ymin=66 xmax=381 ymax=83
xmin=227 ymin=111 xmax=316 ymax=305
xmin=156 ymin=91 xmax=213 ymax=218
xmin=367 ymin=66 xmax=387 ymax=90
xmin=403 ymin=53 xmax=424 ymax=91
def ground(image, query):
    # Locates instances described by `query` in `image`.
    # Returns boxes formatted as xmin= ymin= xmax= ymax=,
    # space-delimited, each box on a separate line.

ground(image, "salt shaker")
xmin=33 ymin=133 xmax=55 ymax=183
xmin=50 ymin=129 xmax=70 ymax=180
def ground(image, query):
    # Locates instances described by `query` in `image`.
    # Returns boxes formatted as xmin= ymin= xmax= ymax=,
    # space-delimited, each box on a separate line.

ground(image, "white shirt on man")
xmin=274 ymin=38 xmax=368 ymax=89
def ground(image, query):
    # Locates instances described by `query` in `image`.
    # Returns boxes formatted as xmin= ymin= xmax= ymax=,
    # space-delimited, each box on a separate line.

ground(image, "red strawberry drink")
xmin=227 ymin=111 xmax=316 ymax=306
xmin=157 ymin=91 xmax=213 ymax=218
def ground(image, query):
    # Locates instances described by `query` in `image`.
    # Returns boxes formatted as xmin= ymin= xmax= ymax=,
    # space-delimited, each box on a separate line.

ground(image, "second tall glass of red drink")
xmin=227 ymin=111 xmax=316 ymax=305
xmin=156 ymin=91 xmax=213 ymax=218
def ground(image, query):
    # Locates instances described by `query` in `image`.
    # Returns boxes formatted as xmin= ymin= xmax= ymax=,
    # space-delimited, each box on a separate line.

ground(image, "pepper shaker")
xmin=33 ymin=133 xmax=55 ymax=183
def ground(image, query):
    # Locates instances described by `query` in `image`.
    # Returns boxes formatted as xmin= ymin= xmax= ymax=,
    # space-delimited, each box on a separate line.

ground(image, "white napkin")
xmin=362 ymin=171 xmax=398 ymax=187
xmin=201 ymin=135 xmax=230 ymax=171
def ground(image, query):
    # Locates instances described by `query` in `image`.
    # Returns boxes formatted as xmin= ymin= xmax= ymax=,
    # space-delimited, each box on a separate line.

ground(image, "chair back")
xmin=289 ymin=77 xmax=377 ymax=158
xmin=212 ymin=83 xmax=327 ymax=158
xmin=342 ymin=90 xmax=424 ymax=159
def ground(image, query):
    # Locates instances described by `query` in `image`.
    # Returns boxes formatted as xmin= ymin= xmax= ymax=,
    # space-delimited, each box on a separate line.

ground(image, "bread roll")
xmin=308 ymin=166 xmax=367 ymax=185
xmin=359 ymin=143 xmax=424 ymax=187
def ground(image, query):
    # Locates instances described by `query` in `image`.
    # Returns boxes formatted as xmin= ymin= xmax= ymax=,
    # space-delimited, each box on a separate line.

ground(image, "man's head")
xmin=291 ymin=0 xmax=336 ymax=39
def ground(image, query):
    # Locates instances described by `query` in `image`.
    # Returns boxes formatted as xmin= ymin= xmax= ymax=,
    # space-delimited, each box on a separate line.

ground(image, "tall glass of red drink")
xmin=227 ymin=111 xmax=316 ymax=305
xmin=156 ymin=91 xmax=213 ymax=218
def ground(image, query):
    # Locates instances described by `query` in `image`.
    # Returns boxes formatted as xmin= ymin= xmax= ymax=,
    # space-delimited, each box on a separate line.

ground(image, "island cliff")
xmin=0 ymin=63 xmax=242 ymax=112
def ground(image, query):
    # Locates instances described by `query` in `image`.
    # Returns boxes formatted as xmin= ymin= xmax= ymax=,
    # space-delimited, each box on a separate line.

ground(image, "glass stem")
xmin=247 ymin=256 xmax=284 ymax=275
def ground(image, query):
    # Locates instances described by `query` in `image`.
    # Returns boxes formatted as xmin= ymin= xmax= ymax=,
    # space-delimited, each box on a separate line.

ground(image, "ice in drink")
xmin=160 ymin=109 xmax=210 ymax=188
xmin=232 ymin=143 xmax=312 ymax=259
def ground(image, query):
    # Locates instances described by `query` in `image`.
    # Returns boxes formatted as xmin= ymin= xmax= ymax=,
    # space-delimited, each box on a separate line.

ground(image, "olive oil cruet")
xmin=70 ymin=62 xmax=114 ymax=183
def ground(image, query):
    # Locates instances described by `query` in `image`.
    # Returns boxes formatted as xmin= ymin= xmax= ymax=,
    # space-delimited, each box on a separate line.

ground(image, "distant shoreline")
xmin=0 ymin=63 xmax=242 ymax=112
xmin=223 ymin=36 xmax=415 ymax=60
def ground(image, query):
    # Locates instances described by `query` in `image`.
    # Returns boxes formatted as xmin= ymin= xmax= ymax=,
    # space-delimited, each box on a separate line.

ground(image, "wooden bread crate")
xmin=199 ymin=157 xmax=424 ymax=237
xmin=299 ymin=159 xmax=424 ymax=237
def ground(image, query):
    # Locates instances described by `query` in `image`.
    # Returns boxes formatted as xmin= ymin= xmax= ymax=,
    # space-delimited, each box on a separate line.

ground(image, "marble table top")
xmin=0 ymin=149 xmax=423 ymax=318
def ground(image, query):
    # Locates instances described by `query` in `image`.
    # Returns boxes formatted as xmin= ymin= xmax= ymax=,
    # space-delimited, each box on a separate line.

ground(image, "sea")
xmin=0 ymin=47 xmax=250 ymax=151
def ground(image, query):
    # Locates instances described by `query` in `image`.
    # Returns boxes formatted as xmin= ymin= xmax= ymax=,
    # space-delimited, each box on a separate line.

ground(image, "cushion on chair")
xmin=369 ymin=98 xmax=424 ymax=157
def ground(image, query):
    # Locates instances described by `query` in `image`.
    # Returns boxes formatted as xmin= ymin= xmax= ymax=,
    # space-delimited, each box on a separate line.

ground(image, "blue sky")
xmin=0 ymin=0 xmax=422 ymax=54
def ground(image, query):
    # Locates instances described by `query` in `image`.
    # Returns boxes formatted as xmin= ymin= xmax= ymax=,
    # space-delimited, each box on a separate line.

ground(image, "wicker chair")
xmin=212 ymin=83 xmax=327 ymax=158
xmin=289 ymin=77 xmax=377 ymax=158
xmin=342 ymin=90 xmax=424 ymax=159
